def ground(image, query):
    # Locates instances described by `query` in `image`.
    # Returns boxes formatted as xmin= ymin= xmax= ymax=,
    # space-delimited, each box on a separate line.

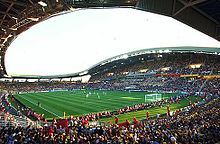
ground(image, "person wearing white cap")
xmin=170 ymin=136 xmax=176 ymax=144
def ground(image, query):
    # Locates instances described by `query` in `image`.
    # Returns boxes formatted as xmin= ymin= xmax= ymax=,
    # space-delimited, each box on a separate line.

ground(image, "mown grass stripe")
xmin=18 ymin=92 xmax=143 ymax=113
xmin=16 ymin=94 xmax=61 ymax=117
xmin=14 ymin=90 xmax=178 ymax=118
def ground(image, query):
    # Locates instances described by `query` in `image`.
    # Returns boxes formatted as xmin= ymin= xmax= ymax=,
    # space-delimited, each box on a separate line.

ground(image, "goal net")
xmin=145 ymin=93 xmax=162 ymax=102
xmin=52 ymin=88 xmax=63 ymax=91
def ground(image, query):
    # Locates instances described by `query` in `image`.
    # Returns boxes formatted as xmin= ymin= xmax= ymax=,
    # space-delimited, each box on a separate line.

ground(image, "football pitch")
xmin=12 ymin=90 xmax=176 ymax=119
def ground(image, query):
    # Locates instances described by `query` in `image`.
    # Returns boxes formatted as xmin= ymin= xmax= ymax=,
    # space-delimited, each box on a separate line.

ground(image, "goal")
xmin=145 ymin=93 xmax=162 ymax=102
xmin=52 ymin=88 xmax=63 ymax=91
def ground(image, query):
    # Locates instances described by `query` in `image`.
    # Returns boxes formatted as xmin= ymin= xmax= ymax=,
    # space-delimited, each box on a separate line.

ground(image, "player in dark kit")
xmin=38 ymin=102 xmax=41 ymax=107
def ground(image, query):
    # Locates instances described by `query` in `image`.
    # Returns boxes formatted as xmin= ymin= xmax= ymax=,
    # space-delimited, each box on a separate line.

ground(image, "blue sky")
xmin=5 ymin=8 xmax=220 ymax=76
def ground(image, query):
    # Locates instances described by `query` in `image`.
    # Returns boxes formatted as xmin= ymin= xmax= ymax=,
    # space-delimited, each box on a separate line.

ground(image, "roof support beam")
xmin=0 ymin=11 xmax=16 ymax=17
xmin=173 ymin=0 xmax=207 ymax=16
xmin=178 ymin=0 xmax=207 ymax=6
xmin=173 ymin=4 xmax=188 ymax=16
xmin=0 ymin=0 xmax=27 ymax=7
xmin=192 ymin=5 xmax=219 ymax=24
xmin=216 ymin=35 xmax=220 ymax=38
xmin=135 ymin=0 xmax=141 ymax=8
xmin=28 ymin=0 xmax=34 ymax=5
xmin=0 ymin=19 xmax=10 ymax=22
xmin=0 ymin=2 xmax=14 ymax=26
xmin=0 ymin=2 xmax=20 ymax=14
xmin=0 ymin=24 xmax=9 ymax=31
xmin=216 ymin=26 xmax=220 ymax=39
xmin=176 ymin=0 xmax=218 ymax=24
xmin=172 ymin=0 xmax=176 ymax=16
xmin=189 ymin=0 xmax=207 ymax=6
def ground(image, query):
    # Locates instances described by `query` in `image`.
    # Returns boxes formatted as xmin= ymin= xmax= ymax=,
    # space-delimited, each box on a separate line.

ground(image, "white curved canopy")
xmin=5 ymin=8 xmax=220 ymax=76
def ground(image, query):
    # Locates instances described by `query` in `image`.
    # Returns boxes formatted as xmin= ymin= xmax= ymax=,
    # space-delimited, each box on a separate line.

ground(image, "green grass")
xmin=99 ymin=96 xmax=202 ymax=123
xmin=11 ymin=90 xmax=176 ymax=120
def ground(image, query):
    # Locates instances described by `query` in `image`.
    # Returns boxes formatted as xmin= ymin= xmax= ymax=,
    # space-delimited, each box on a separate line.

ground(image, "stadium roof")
xmin=10 ymin=46 xmax=220 ymax=79
xmin=0 ymin=0 xmax=220 ymax=78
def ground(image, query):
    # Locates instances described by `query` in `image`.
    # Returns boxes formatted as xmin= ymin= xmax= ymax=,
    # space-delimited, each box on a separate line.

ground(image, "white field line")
xmin=20 ymin=95 xmax=61 ymax=118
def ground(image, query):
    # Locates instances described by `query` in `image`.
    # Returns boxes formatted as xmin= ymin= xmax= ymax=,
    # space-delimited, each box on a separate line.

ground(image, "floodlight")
xmin=9 ymin=27 xmax=17 ymax=31
xmin=70 ymin=7 xmax=75 ymax=11
xmin=28 ymin=17 xmax=39 ymax=21
xmin=38 ymin=1 xmax=47 ymax=7
xmin=122 ymin=54 xmax=128 ymax=59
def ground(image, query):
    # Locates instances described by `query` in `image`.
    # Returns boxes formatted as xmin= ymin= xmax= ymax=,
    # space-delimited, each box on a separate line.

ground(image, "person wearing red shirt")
xmin=126 ymin=119 xmax=130 ymax=127
xmin=133 ymin=117 xmax=138 ymax=128
xmin=44 ymin=119 xmax=47 ymax=124
xmin=48 ymin=127 xmax=54 ymax=136
xmin=40 ymin=115 xmax=43 ymax=120
xmin=146 ymin=111 xmax=149 ymax=118
xmin=189 ymin=101 xmax=191 ymax=105
xmin=81 ymin=115 xmax=85 ymax=120
xmin=83 ymin=119 xmax=88 ymax=125
xmin=52 ymin=118 xmax=56 ymax=128
xmin=195 ymin=98 xmax=198 ymax=103
xmin=36 ymin=114 xmax=39 ymax=119
xmin=133 ymin=117 xmax=138 ymax=125
xmin=115 ymin=116 xmax=118 ymax=124
xmin=193 ymin=103 xmax=196 ymax=107
xmin=167 ymin=106 xmax=170 ymax=111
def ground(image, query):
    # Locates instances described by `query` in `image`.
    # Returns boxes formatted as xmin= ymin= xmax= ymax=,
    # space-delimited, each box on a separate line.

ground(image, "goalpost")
xmin=52 ymin=88 xmax=63 ymax=91
xmin=145 ymin=93 xmax=162 ymax=102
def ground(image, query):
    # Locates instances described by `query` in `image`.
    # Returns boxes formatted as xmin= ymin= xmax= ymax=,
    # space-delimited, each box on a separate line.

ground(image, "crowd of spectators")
xmin=0 ymin=53 xmax=219 ymax=93
xmin=90 ymin=52 xmax=220 ymax=81
xmin=0 ymin=95 xmax=219 ymax=143
xmin=0 ymin=52 xmax=219 ymax=143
